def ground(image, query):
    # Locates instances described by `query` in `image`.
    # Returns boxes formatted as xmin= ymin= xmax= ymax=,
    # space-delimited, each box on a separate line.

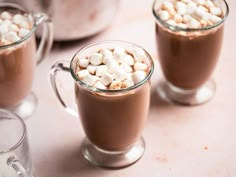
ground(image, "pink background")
xmin=26 ymin=0 xmax=236 ymax=176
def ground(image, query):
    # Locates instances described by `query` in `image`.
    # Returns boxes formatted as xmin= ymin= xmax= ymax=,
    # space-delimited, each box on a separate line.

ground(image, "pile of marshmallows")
xmin=76 ymin=47 xmax=150 ymax=90
xmin=157 ymin=0 xmax=223 ymax=28
xmin=0 ymin=11 xmax=32 ymax=45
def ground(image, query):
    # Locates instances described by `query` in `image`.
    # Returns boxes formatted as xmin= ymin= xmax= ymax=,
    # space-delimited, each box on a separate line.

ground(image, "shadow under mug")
xmin=152 ymin=0 xmax=229 ymax=106
xmin=0 ymin=3 xmax=53 ymax=118
xmin=0 ymin=109 xmax=35 ymax=177
xmin=49 ymin=41 xmax=154 ymax=169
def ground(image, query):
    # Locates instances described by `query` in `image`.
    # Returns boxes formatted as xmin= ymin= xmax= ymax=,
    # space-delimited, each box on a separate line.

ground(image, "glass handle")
xmin=49 ymin=61 xmax=78 ymax=117
xmin=7 ymin=156 xmax=28 ymax=177
xmin=33 ymin=13 xmax=54 ymax=65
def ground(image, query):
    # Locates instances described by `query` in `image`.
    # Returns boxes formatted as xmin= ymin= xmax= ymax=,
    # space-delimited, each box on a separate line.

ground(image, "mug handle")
xmin=33 ymin=13 xmax=54 ymax=65
xmin=7 ymin=156 xmax=28 ymax=177
xmin=49 ymin=61 xmax=78 ymax=117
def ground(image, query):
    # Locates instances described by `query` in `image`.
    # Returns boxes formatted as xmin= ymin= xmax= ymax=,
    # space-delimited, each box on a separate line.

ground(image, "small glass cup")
xmin=0 ymin=3 xmax=53 ymax=118
xmin=0 ymin=109 xmax=35 ymax=177
xmin=152 ymin=0 xmax=229 ymax=105
xmin=49 ymin=41 xmax=154 ymax=168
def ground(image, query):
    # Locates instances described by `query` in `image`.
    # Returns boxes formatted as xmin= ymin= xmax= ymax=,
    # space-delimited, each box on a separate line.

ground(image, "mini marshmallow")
xmin=158 ymin=10 xmax=170 ymax=21
xmin=210 ymin=15 xmax=222 ymax=23
xmin=188 ymin=18 xmax=201 ymax=28
xmin=82 ymin=74 xmax=98 ymax=86
xmin=210 ymin=7 xmax=222 ymax=16
xmin=122 ymin=78 xmax=134 ymax=88
xmin=94 ymin=81 xmax=106 ymax=89
xmin=78 ymin=58 xmax=89 ymax=68
xmin=186 ymin=2 xmax=197 ymax=14
xmin=120 ymin=54 xmax=134 ymax=66
xmin=9 ymin=24 xmax=20 ymax=32
xmin=113 ymin=67 xmax=127 ymax=81
xmin=174 ymin=14 xmax=183 ymax=23
xmin=106 ymin=59 xmax=119 ymax=73
xmin=181 ymin=0 xmax=191 ymax=3
xmin=205 ymin=0 xmax=215 ymax=8
xmin=89 ymin=53 xmax=103 ymax=66
xmin=132 ymin=71 xmax=146 ymax=84
xmin=12 ymin=14 xmax=24 ymax=25
xmin=100 ymin=48 xmax=113 ymax=64
xmin=113 ymin=46 xmax=126 ymax=61
xmin=132 ymin=47 xmax=147 ymax=62
xmin=19 ymin=20 xmax=30 ymax=29
xmin=2 ymin=19 xmax=12 ymax=26
xmin=177 ymin=6 xmax=187 ymax=15
xmin=120 ymin=62 xmax=133 ymax=73
xmin=87 ymin=65 xmax=97 ymax=75
xmin=134 ymin=62 xmax=148 ymax=71
xmin=100 ymin=73 xmax=114 ymax=86
xmin=167 ymin=19 xmax=177 ymax=26
xmin=5 ymin=31 xmax=20 ymax=43
xmin=96 ymin=65 xmax=108 ymax=77
xmin=19 ymin=28 xmax=30 ymax=38
xmin=77 ymin=69 xmax=90 ymax=80
xmin=198 ymin=5 xmax=209 ymax=12
xmin=162 ymin=1 xmax=174 ymax=11
xmin=176 ymin=1 xmax=187 ymax=10
xmin=109 ymin=81 xmax=122 ymax=90
xmin=177 ymin=23 xmax=187 ymax=28
xmin=1 ymin=11 xmax=12 ymax=20
xmin=0 ymin=24 xmax=8 ymax=36
xmin=193 ymin=0 xmax=205 ymax=5
xmin=183 ymin=14 xmax=193 ymax=23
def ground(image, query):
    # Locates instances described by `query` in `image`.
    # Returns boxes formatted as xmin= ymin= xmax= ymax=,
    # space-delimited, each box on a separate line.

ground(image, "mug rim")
xmin=0 ymin=109 xmax=26 ymax=154
xmin=152 ymin=0 xmax=229 ymax=32
xmin=70 ymin=40 xmax=154 ymax=93
xmin=0 ymin=2 xmax=36 ymax=50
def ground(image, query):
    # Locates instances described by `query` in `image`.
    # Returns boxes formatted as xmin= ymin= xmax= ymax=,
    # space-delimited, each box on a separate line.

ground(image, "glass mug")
xmin=0 ymin=3 xmax=53 ymax=118
xmin=0 ymin=109 xmax=35 ymax=177
xmin=152 ymin=0 xmax=229 ymax=105
xmin=49 ymin=41 xmax=154 ymax=168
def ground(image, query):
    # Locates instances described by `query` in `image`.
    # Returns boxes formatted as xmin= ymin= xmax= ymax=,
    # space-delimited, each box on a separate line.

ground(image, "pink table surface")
xmin=25 ymin=0 xmax=236 ymax=176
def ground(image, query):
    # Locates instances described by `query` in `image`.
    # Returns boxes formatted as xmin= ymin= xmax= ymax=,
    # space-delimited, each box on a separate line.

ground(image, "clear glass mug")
xmin=0 ymin=3 xmax=53 ymax=118
xmin=49 ymin=41 xmax=154 ymax=168
xmin=0 ymin=109 xmax=35 ymax=177
xmin=152 ymin=0 xmax=229 ymax=105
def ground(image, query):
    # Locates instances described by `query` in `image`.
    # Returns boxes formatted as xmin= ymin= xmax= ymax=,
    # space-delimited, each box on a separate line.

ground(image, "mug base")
xmin=82 ymin=137 xmax=145 ymax=169
xmin=7 ymin=92 xmax=38 ymax=119
xmin=156 ymin=79 xmax=216 ymax=106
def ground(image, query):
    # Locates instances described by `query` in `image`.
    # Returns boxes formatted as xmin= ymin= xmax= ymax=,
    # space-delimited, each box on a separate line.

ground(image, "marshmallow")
xmin=132 ymin=47 xmax=147 ymax=62
xmin=183 ymin=14 xmax=193 ymax=23
xmin=100 ymin=48 xmax=113 ymax=64
xmin=113 ymin=46 xmax=126 ymax=61
xmin=89 ymin=53 xmax=103 ymax=66
xmin=109 ymin=81 xmax=123 ymax=90
xmin=193 ymin=0 xmax=205 ymax=5
xmin=9 ymin=24 xmax=20 ymax=33
xmin=177 ymin=6 xmax=187 ymax=15
xmin=0 ymin=24 xmax=8 ymax=36
xmin=120 ymin=62 xmax=133 ymax=73
xmin=162 ymin=1 xmax=174 ymax=11
xmin=210 ymin=15 xmax=222 ymax=23
xmin=188 ymin=18 xmax=201 ymax=28
xmin=186 ymin=2 xmax=197 ymax=14
xmin=106 ymin=59 xmax=119 ymax=73
xmin=181 ymin=0 xmax=191 ymax=3
xmin=158 ymin=10 xmax=170 ymax=21
xmin=113 ymin=67 xmax=127 ymax=81
xmin=200 ymin=19 xmax=208 ymax=27
xmin=100 ymin=73 xmax=114 ymax=86
xmin=205 ymin=0 xmax=215 ymax=8
xmin=77 ymin=69 xmax=90 ymax=80
xmin=122 ymin=78 xmax=135 ymax=88
xmin=94 ymin=81 xmax=106 ymax=89
xmin=134 ymin=62 xmax=148 ymax=71
xmin=167 ymin=19 xmax=177 ymax=26
xmin=1 ymin=11 xmax=12 ymax=20
xmin=2 ymin=19 xmax=12 ymax=26
xmin=176 ymin=1 xmax=187 ymax=10
xmin=177 ymin=23 xmax=187 ymax=28
xmin=132 ymin=71 xmax=146 ymax=84
xmin=120 ymin=54 xmax=134 ymax=66
xmin=82 ymin=74 xmax=98 ymax=86
xmin=96 ymin=65 xmax=108 ymax=77
xmin=198 ymin=5 xmax=209 ymax=12
xmin=12 ymin=14 xmax=24 ymax=25
xmin=87 ymin=65 xmax=97 ymax=75
xmin=210 ymin=7 xmax=222 ymax=16
xmin=78 ymin=58 xmax=89 ymax=68
xmin=19 ymin=20 xmax=30 ymax=29
xmin=5 ymin=31 xmax=20 ymax=43
xmin=174 ymin=14 xmax=183 ymax=23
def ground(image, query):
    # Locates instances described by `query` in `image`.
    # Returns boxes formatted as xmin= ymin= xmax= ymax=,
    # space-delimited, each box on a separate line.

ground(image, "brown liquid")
xmin=0 ymin=35 xmax=36 ymax=107
xmin=156 ymin=24 xmax=224 ymax=89
xmin=75 ymin=82 xmax=150 ymax=151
